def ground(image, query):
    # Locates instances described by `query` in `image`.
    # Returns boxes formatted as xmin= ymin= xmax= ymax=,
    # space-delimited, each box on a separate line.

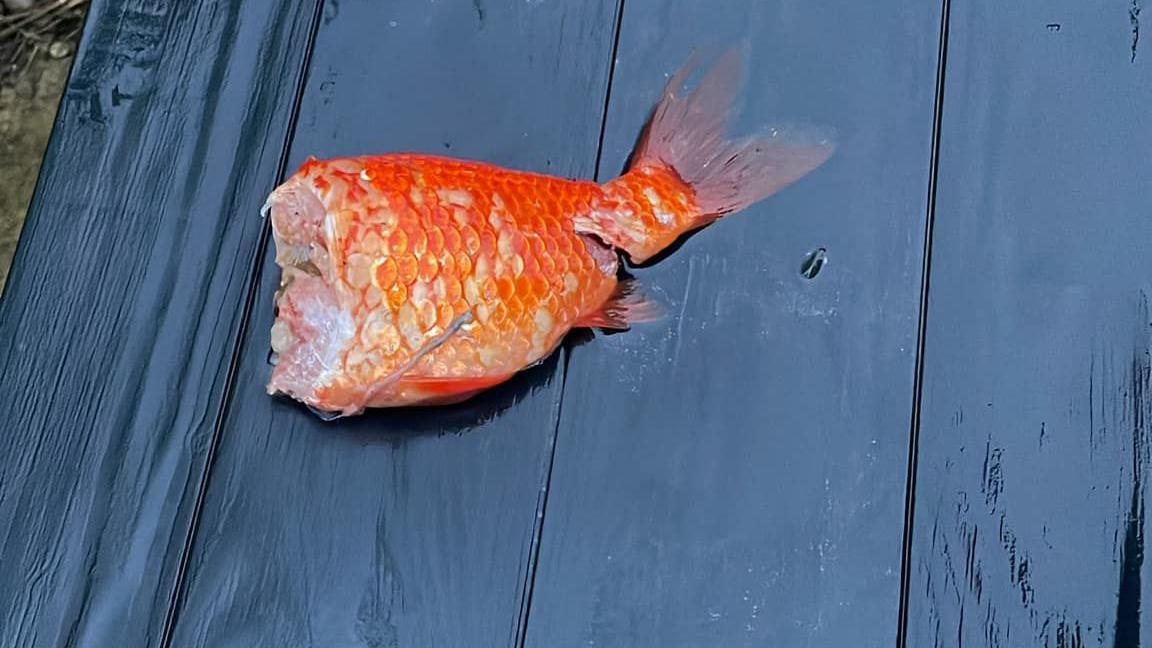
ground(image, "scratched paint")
xmin=914 ymin=317 xmax=1152 ymax=647
xmin=903 ymin=0 xmax=1152 ymax=644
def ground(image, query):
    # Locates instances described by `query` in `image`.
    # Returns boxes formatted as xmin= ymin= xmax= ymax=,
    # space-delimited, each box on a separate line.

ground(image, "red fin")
xmin=584 ymin=50 xmax=836 ymax=265
xmin=575 ymin=280 xmax=662 ymax=330
xmin=633 ymin=49 xmax=836 ymax=220
xmin=394 ymin=374 xmax=515 ymax=405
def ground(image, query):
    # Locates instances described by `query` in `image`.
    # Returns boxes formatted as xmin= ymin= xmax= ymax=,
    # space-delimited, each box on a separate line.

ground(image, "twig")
xmin=0 ymin=0 xmax=87 ymax=86
xmin=0 ymin=0 xmax=86 ymax=41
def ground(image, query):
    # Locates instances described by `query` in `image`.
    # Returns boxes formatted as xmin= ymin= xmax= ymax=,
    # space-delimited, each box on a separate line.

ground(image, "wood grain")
xmin=166 ymin=1 xmax=619 ymax=646
xmin=0 ymin=1 xmax=319 ymax=646
xmin=522 ymin=1 xmax=943 ymax=646
xmin=905 ymin=1 xmax=1152 ymax=645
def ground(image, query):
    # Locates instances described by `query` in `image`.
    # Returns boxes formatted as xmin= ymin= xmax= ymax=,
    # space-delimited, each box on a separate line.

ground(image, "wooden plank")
xmin=522 ymin=1 xmax=943 ymax=645
xmin=905 ymin=2 xmax=1152 ymax=646
xmin=166 ymin=1 xmax=618 ymax=645
xmin=0 ymin=1 xmax=319 ymax=646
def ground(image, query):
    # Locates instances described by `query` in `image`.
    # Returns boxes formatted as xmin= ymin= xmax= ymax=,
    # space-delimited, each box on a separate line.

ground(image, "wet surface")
xmin=2 ymin=0 xmax=1150 ymax=646
xmin=905 ymin=1 xmax=1152 ymax=645
xmin=167 ymin=1 xmax=617 ymax=645
xmin=0 ymin=1 xmax=318 ymax=645
xmin=523 ymin=1 xmax=938 ymax=645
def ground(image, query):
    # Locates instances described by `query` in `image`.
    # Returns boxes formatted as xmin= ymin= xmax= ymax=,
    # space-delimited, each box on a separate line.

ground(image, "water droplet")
xmin=800 ymin=247 xmax=827 ymax=279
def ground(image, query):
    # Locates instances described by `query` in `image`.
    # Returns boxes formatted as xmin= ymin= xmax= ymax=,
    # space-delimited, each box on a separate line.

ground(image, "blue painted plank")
xmin=166 ymin=1 xmax=619 ymax=645
xmin=0 ymin=1 xmax=320 ymax=646
xmin=523 ymin=1 xmax=942 ymax=645
xmin=906 ymin=1 xmax=1152 ymax=645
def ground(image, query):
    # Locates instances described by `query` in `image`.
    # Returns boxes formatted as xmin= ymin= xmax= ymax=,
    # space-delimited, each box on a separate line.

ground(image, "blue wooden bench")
xmin=1 ymin=0 xmax=1147 ymax=646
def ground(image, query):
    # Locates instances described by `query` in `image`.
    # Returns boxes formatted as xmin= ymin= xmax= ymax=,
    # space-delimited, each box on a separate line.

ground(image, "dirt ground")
xmin=0 ymin=53 xmax=70 ymax=292
xmin=0 ymin=0 xmax=83 ymax=292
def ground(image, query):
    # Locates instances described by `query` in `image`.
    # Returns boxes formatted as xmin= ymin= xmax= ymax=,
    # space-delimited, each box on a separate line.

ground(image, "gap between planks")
xmin=155 ymin=1 xmax=328 ymax=645
xmin=896 ymin=0 xmax=953 ymax=646
xmin=513 ymin=1 xmax=628 ymax=646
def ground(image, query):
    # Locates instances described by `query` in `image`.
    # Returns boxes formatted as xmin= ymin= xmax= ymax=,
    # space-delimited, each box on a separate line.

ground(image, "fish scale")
xmin=269 ymin=154 xmax=622 ymax=412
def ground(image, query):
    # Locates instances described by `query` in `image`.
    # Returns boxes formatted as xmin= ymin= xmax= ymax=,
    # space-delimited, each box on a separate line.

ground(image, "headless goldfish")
xmin=264 ymin=52 xmax=834 ymax=418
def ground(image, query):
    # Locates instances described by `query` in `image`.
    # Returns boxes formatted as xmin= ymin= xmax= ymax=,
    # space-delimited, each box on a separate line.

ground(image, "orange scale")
xmin=538 ymin=234 xmax=561 ymax=257
xmin=442 ymin=227 xmax=462 ymax=254
xmin=538 ymin=253 xmax=557 ymax=276
xmin=537 ymin=291 xmax=559 ymax=310
xmin=462 ymin=226 xmax=481 ymax=255
xmin=387 ymin=283 xmax=408 ymax=310
xmin=410 ymin=227 xmax=428 ymax=256
xmin=482 ymin=277 xmax=499 ymax=300
xmin=479 ymin=230 xmax=496 ymax=257
xmin=491 ymin=303 xmax=508 ymax=326
xmin=554 ymin=234 xmax=572 ymax=255
xmin=364 ymin=286 xmax=383 ymax=310
xmin=547 ymin=218 xmax=565 ymax=238
xmin=518 ymin=213 xmax=540 ymax=233
xmin=497 ymin=277 xmax=515 ymax=302
xmin=509 ymin=230 xmax=528 ymax=255
xmin=470 ymin=194 xmax=491 ymax=214
xmin=426 ymin=227 xmax=444 ymax=256
xmin=439 ymin=252 xmax=456 ymax=277
xmin=443 ymin=277 xmax=463 ymax=303
xmin=531 ymin=276 xmax=550 ymax=299
xmin=373 ymin=257 xmax=398 ymax=288
xmin=552 ymin=254 xmax=569 ymax=275
xmin=507 ymin=295 xmax=529 ymax=320
xmin=456 ymin=251 xmax=472 ymax=275
xmin=531 ymin=235 xmax=552 ymax=259
xmin=389 ymin=229 xmax=409 ymax=255
xmin=551 ymin=305 xmax=573 ymax=328
xmin=505 ymin=191 xmax=525 ymax=210
xmin=430 ymin=205 xmax=451 ymax=227
xmin=418 ymin=254 xmax=439 ymax=282
xmin=396 ymin=255 xmax=419 ymax=284
xmin=417 ymin=301 xmax=438 ymax=330
xmin=573 ymin=250 xmax=594 ymax=272
xmin=361 ymin=231 xmax=385 ymax=255
xmin=437 ymin=303 xmax=456 ymax=329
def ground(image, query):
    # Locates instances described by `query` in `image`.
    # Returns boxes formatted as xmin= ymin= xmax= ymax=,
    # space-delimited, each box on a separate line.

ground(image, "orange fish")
xmin=263 ymin=52 xmax=834 ymax=418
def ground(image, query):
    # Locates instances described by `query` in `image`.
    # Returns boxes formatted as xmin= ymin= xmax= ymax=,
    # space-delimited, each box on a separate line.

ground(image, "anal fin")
xmin=574 ymin=279 xmax=662 ymax=330
xmin=394 ymin=374 xmax=516 ymax=406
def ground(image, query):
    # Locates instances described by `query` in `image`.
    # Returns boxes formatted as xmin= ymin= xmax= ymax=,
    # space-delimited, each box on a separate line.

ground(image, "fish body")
xmin=265 ymin=52 xmax=834 ymax=417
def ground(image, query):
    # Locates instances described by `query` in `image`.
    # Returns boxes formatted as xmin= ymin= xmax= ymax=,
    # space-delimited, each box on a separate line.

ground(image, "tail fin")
xmin=636 ymin=49 xmax=835 ymax=218
xmin=581 ymin=51 xmax=835 ymax=264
